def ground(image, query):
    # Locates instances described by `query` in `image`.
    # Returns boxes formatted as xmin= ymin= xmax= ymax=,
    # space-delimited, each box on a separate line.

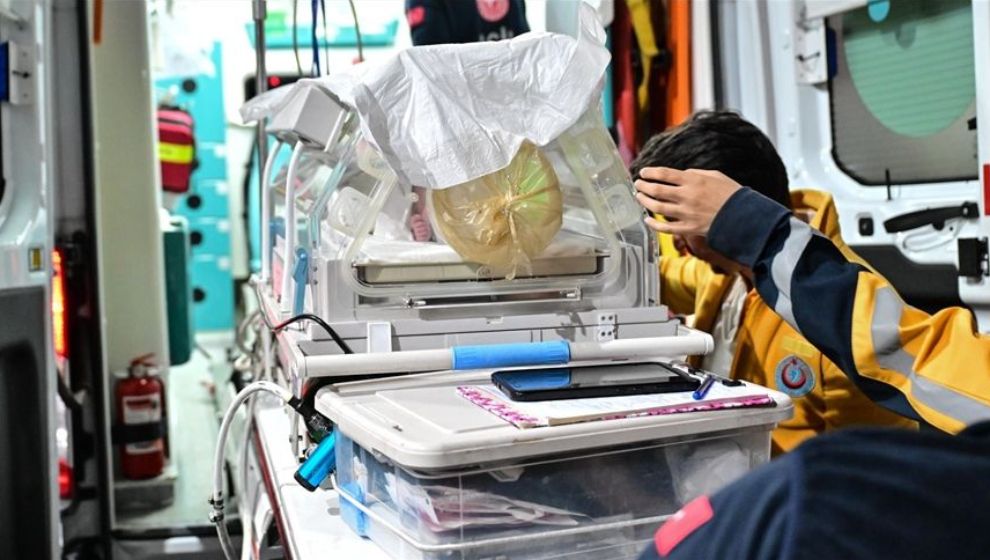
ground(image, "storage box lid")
xmin=316 ymin=369 xmax=793 ymax=471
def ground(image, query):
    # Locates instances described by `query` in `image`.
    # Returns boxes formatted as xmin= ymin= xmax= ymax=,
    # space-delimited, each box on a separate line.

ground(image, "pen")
xmin=693 ymin=373 xmax=717 ymax=401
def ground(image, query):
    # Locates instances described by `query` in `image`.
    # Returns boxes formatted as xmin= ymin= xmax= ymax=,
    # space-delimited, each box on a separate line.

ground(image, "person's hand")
xmin=633 ymin=167 xmax=742 ymax=237
xmin=410 ymin=213 xmax=432 ymax=241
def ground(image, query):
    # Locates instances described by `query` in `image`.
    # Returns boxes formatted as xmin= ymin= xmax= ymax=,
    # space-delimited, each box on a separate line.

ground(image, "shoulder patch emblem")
xmin=775 ymin=355 xmax=816 ymax=397
xmin=655 ymin=495 xmax=714 ymax=557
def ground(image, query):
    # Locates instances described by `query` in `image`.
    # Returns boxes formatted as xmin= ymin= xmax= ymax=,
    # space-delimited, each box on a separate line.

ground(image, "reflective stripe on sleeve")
xmin=769 ymin=217 xmax=815 ymax=334
xmin=871 ymin=287 xmax=990 ymax=425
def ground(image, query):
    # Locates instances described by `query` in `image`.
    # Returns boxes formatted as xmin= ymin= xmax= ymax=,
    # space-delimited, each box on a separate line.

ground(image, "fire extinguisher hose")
xmin=211 ymin=381 xmax=294 ymax=560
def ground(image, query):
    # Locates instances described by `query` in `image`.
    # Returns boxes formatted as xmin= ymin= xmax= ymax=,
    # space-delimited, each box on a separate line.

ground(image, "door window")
xmin=829 ymin=0 xmax=978 ymax=185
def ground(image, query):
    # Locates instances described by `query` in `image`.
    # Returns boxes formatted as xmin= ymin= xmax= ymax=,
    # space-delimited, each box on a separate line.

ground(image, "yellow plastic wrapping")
xmin=431 ymin=142 xmax=563 ymax=279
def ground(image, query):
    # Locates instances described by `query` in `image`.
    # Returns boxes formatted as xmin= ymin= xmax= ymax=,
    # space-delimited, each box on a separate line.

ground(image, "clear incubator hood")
xmin=313 ymin=106 xmax=650 ymax=293
xmin=263 ymin=95 xmax=658 ymax=325
xmin=247 ymin=7 xmax=665 ymax=333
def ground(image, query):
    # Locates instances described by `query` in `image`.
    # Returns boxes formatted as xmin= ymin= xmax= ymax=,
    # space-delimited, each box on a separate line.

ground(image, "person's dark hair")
xmin=630 ymin=110 xmax=792 ymax=209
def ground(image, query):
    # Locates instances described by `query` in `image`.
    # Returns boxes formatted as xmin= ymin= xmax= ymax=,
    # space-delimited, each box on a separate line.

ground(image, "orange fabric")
xmin=93 ymin=0 xmax=104 ymax=44
xmin=651 ymin=0 xmax=692 ymax=255
xmin=613 ymin=0 xmax=638 ymax=161
xmin=665 ymin=0 xmax=691 ymax=126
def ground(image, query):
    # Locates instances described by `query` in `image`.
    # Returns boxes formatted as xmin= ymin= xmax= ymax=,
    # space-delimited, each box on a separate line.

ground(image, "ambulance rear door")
xmin=715 ymin=0 xmax=990 ymax=330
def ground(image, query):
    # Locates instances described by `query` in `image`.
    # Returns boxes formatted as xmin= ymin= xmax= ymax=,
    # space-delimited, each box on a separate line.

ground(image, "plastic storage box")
xmin=320 ymin=372 xmax=793 ymax=560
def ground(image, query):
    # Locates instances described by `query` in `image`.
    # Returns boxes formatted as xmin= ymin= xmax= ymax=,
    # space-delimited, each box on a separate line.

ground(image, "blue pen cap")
xmin=692 ymin=374 xmax=717 ymax=401
xmin=294 ymin=431 xmax=336 ymax=492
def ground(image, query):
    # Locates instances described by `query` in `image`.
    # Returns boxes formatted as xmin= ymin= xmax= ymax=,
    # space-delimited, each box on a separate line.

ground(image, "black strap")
xmin=111 ymin=421 xmax=166 ymax=445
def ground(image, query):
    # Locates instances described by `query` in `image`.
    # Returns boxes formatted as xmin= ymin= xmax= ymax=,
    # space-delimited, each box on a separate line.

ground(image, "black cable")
xmin=272 ymin=312 xmax=353 ymax=354
xmin=310 ymin=0 xmax=320 ymax=76
xmin=56 ymin=373 xmax=84 ymax=413
xmin=286 ymin=394 xmax=333 ymax=441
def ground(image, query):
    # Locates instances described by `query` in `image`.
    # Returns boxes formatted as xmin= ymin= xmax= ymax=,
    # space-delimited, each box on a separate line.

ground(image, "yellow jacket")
xmin=705 ymin=186 xmax=990 ymax=434
xmin=661 ymin=190 xmax=917 ymax=453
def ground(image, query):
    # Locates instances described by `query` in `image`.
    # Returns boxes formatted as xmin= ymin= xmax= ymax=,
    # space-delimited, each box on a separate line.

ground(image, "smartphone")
xmin=491 ymin=362 xmax=700 ymax=402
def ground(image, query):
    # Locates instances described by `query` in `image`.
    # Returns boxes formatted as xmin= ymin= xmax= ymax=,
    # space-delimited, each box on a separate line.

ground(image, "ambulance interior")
xmin=0 ymin=1 xmax=987 ymax=559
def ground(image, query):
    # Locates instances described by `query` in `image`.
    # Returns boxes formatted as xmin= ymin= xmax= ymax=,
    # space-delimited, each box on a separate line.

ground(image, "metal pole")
xmin=243 ymin=9 xmax=270 ymax=555
xmin=254 ymin=0 xmax=271 ymax=282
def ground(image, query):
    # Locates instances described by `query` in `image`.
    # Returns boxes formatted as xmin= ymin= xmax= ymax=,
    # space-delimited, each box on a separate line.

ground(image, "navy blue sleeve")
xmin=785 ymin=427 xmax=990 ymax=560
xmin=641 ymin=457 xmax=794 ymax=560
xmin=706 ymin=188 xmax=790 ymax=269
xmin=406 ymin=0 xmax=452 ymax=46
xmin=707 ymin=188 xmax=920 ymax=421
xmin=641 ymin=422 xmax=990 ymax=559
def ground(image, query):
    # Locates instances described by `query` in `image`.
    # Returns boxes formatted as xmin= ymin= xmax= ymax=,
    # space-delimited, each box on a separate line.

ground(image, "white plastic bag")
xmin=240 ymin=4 xmax=609 ymax=191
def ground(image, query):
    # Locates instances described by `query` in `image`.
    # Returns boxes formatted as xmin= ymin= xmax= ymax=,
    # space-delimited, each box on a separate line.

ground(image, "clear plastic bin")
xmin=334 ymin=428 xmax=772 ymax=560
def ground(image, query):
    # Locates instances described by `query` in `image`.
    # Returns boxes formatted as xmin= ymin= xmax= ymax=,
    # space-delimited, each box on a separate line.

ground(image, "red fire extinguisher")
xmin=116 ymin=354 xmax=166 ymax=480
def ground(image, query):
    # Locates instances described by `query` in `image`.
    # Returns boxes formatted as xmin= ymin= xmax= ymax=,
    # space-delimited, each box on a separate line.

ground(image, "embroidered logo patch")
xmin=775 ymin=355 xmax=815 ymax=397
xmin=655 ymin=495 xmax=714 ymax=556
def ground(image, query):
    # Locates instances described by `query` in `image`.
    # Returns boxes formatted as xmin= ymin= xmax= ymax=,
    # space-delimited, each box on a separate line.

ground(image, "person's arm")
xmin=820 ymin=356 xmax=918 ymax=431
xmin=635 ymin=168 xmax=990 ymax=432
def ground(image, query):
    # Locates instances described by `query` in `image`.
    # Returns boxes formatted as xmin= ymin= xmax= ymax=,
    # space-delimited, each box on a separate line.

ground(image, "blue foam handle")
xmin=294 ymin=431 xmax=335 ymax=492
xmin=452 ymin=341 xmax=571 ymax=370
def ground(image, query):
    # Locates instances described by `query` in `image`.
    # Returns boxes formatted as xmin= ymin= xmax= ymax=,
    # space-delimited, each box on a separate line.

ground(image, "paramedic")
xmin=631 ymin=111 xmax=915 ymax=454
xmin=634 ymin=166 xmax=990 ymax=560
xmin=406 ymin=0 xmax=529 ymax=46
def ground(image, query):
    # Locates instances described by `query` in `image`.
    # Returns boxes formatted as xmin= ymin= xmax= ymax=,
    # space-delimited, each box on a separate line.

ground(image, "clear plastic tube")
xmin=211 ymin=381 xmax=293 ymax=560
xmin=280 ymin=143 xmax=306 ymax=309
xmin=260 ymin=140 xmax=284 ymax=283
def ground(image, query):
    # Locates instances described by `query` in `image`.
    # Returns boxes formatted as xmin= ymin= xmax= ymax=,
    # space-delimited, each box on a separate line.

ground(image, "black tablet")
xmin=491 ymin=361 xmax=700 ymax=402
